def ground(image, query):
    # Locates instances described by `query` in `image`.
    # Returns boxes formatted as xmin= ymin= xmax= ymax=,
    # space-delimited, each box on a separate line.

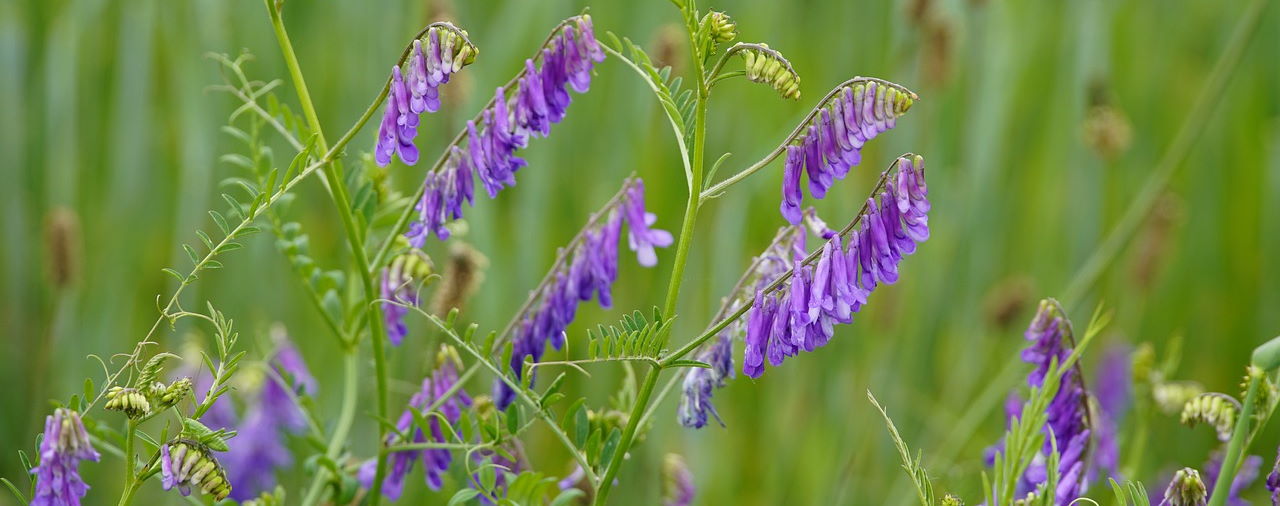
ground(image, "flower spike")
xmin=376 ymin=23 xmax=479 ymax=167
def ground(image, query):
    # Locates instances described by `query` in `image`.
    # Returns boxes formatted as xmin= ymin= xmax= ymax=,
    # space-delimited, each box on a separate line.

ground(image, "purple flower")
xmin=376 ymin=26 xmax=474 ymax=167
xmin=361 ymin=348 xmax=472 ymax=499
xmin=662 ymin=454 xmax=695 ymax=506
xmin=380 ymin=250 xmax=434 ymax=346
xmin=742 ymin=155 xmax=930 ymax=378
xmin=1203 ymin=453 xmax=1262 ymax=506
xmin=407 ymin=16 xmax=604 ymax=246
xmin=776 ymin=80 xmax=916 ymax=224
xmin=494 ymin=179 xmax=668 ymax=409
xmin=1268 ymin=446 xmax=1279 ymax=505
xmin=1093 ymin=344 xmax=1132 ymax=480
xmin=677 ymin=331 xmax=733 ymax=428
xmin=221 ymin=337 xmax=315 ymax=500
xmin=30 ymin=408 xmax=99 ymax=506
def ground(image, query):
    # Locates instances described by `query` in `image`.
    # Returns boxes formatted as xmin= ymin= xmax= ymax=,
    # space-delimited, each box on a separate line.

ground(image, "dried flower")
xmin=431 ymin=241 xmax=488 ymax=316
xmin=406 ymin=15 xmax=604 ymax=246
xmin=161 ymin=440 xmax=232 ymax=500
xmin=1180 ymin=393 xmax=1239 ymax=442
xmin=1161 ymin=467 xmax=1207 ymax=506
xmin=778 ymin=80 xmax=917 ymax=225
xmin=743 ymin=155 xmax=930 ymax=379
xmin=43 ymin=207 xmax=80 ymax=290
xmin=30 ymin=409 xmax=99 ymax=506
xmin=222 ymin=336 xmax=315 ymax=499
xmin=360 ymin=346 xmax=472 ymax=499
xmin=662 ymin=454 xmax=695 ymax=506
xmin=376 ymin=25 xmax=478 ymax=167
xmin=495 ymin=179 xmax=669 ymax=409
xmin=380 ymin=249 xmax=435 ymax=346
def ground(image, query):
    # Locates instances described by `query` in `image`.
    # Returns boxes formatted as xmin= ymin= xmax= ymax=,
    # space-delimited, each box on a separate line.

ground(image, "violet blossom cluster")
xmin=678 ymin=226 xmax=804 ymax=429
xmin=494 ymin=179 xmax=671 ymax=409
xmin=779 ymin=80 xmax=916 ymax=224
xmin=30 ymin=408 xmax=99 ymax=506
xmin=376 ymin=24 xmax=478 ymax=167
xmin=1016 ymin=300 xmax=1092 ymax=504
xmin=220 ymin=338 xmax=317 ymax=500
xmin=406 ymin=15 xmax=605 ymax=246
xmin=743 ymin=155 xmax=930 ymax=378
xmin=380 ymin=249 xmax=435 ymax=346
xmin=360 ymin=347 xmax=473 ymax=500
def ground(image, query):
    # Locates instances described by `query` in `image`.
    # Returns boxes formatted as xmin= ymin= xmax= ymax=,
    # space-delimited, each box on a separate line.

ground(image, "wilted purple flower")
xmin=380 ymin=250 xmax=434 ymax=345
xmin=494 ymin=179 xmax=669 ymax=409
xmin=742 ymin=155 xmax=930 ymax=379
xmin=406 ymin=16 xmax=604 ymax=247
xmin=662 ymin=454 xmax=695 ymax=506
xmin=221 ymin=337 xmax=316 ymax=500
xmin=777 ymin=80 xmax=916 ymax=224
xmin=1202 ymin=453 xmax=1262 ymax=506
xmin=361 ymin=347 xmax=472 ymax=499
xmin=376 ymin=25 xmax=477 ymax=167
xmin=30 ymin=408 xmax=99 ymax=506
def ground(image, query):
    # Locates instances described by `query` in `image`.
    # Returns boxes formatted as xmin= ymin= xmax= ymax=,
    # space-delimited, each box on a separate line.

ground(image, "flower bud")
xmin=161 ymin=440 xmax=231 ymax=500
xmin=1154 ymin=380 xmax=1204 ymax=415
xmin=105 ymin=387 xmax=152 ymax=418
xmin=706 ymin=11 xmax=736 ymax=43
xmin=1180 ymin=393 xmax=1239 ymax=442
xmin=157 ymin=377 xmax=193 ymax=410
xmin=1162 ymin=467 xmax=1207 ymax=506
xmin=739 ymin=44 xmax=801 ymax=100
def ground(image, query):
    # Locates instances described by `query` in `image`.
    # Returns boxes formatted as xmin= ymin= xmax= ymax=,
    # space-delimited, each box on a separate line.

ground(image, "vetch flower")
xmin=360 ymin=346 xmax=472 ymax=499
xmin=1180 ymin=393 xmax=1239 ymax=442
xmin=30 ymin=408 xmax=99 ymax=506
xmin=1266 ymin=446 xmax=1279 ymax=505
xmin=741 ymin=155 xmax=930 ymax=379
xmin=380 ymin=249 xmax=435 ymax=345
xmin=160 ymin=440 xmax=232 ymax=500
xmin=777 ymin=79 xmax=917 ymax=225
xmin=662 ymin=454 xmax=695 ymax=506
xmin=737 ymin=43 xmax=801 ymax=100
xmin=406 ymin=15 xmax=604 ymax=246
xmin=221 ymin=335 xmax=316 ymax=500
xmin=1161 ymin=467 xmax=1207 ymax=506
xmin=494 ymin=178 xmax=669 ymax=409
xmin=376 ymin=24 xmax=478 ymax=167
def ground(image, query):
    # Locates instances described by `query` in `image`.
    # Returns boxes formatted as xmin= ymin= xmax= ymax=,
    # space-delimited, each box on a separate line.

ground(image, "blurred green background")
xmin=3 ymin=0 xmax=1279 ymax=504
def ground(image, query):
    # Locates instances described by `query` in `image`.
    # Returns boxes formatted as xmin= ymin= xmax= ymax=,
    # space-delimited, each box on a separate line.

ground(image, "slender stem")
xmin=265 ymin=2 xmax=395 ymax=502
xmin=1059 ymin=0 xmax=1268 ymax=309
xmin=300 ymin=353 xmax=359 ymax=506
xmin=1207 ymin=374 xmax=1261 ymax=506
xmin=413 ymin=308 xmax=600 ymax=486
xmin=593 ymin=366 xmax=659 ymax=506
xmin=117 ymin=420 xmax=138 ymax=506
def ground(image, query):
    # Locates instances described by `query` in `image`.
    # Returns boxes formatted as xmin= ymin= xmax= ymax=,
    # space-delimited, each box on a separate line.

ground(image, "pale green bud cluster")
xmin=166 ymin=440 xmax=232 ymax=500
xmin=705 ymin=11 xmax=736 ymax=43
xmin=740 ymin=44 xmax=801 ymax=100
xmin=941 ymin=494 xmax=964 ymax=506
xmin=1162 ymin=467 xmax=1207 ymax=506
xmin=1180 ymin=393 xmax=1238 ymax=441
xmin=105 ymin=387 xmax=152 ymax=419
xmin=1154 ymin=380 xmax=1205 ymax=415
xmin=424 ymin=24 xmax=478 ymax=72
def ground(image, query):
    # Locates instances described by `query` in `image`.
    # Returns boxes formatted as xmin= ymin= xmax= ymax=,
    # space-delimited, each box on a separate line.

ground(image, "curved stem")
xmin=299 ymin=352 xmax=359 ymax=506
xmin=117 ymin=420 xmax=138 ymax=506
xmin=1059 ymin=0 xmax=1268 ymax=310
xmin=265 ymin=1 xmax=394 ymax=502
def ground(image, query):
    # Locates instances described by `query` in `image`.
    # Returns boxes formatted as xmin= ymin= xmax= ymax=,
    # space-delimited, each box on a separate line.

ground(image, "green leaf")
xmin=573 ymin=404 xmax=590 ymax=447
xmin=664 ymin=359 xmax=711 ymax=370
xmin=550 ymin=488 xmax=585 ymax=506
xmin=208 ymin=210 xmax=229 ymax=234
xmin=182 ymin=244 xmax=201 ymax=265
xmin=161 ymin=268 xmax=186 ymax=282
xmin=83 ymin=378 xmax=94 ymax=402
xmin=0 ymin=477 xmax=27 ymax=505
xmin=599 ymin=428 xmax=622 ymax=470
xmin=584 ymin=428 xmax=602 ymax=467
xmin=506 ymin=404 xmax=522 ymax=436
xmin=448 ymin=488 xmax=481 ymax=506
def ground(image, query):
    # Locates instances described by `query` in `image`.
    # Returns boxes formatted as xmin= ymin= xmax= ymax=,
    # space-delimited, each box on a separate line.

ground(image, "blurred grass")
xmin=2 ymin=0 xmax=1279 ymax=504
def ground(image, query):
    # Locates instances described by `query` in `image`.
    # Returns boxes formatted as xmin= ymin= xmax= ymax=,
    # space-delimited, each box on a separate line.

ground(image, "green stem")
xmin=1207 ymin=375 xmax=1261 ymax=506
xmin=595 ymin=5 xmax=710 ymax=503
xmin=117 ymin=420 xmax=138 ymax=506
xmin=1059 ymin=0 xmax=1268 ymax=309
xmin=265 ymin=2 xmax=393 ymax=503
xmin=300 ymin=353 xmax=360 ymax=506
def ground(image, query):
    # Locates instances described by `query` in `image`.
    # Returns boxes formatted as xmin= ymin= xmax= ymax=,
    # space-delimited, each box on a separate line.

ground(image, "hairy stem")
xmin=264 ymin=1 xmax=394 ymax=502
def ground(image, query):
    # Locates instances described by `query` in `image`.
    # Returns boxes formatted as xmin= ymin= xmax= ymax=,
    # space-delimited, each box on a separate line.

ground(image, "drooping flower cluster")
xmin=494 ymin=179 xmax=671 ymax=409
xmin=361 ymin=346 xmax=473 ymax=499
xmin=678 ymin=225 xmax=804 ymax=428
xmin=380 ymin=248 xmax=435 ymax=346
xmin=161 ymin=440 xmax=232 ymax=500
xmin=30 ymin=408 xmax=99 ymax=506
xmin=779 ymin=79 xmax=916 ymax=224
xmin=738 ymin=44 xmax=801 ymax=100
xmin=406 ymin=15 xmax=605 ymax=246
xmin=1180 ymin=393 xmax=1240 ymax=442
xmin=1016 ymin=300 xmax=1092 ymax=504
xmin=376 ymin=24 xmax=478 ymax=167
xmin=221 ymin=337 xmax=317 ymax=500
xmin=742 ymin=155 xmax=930 ymax=378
